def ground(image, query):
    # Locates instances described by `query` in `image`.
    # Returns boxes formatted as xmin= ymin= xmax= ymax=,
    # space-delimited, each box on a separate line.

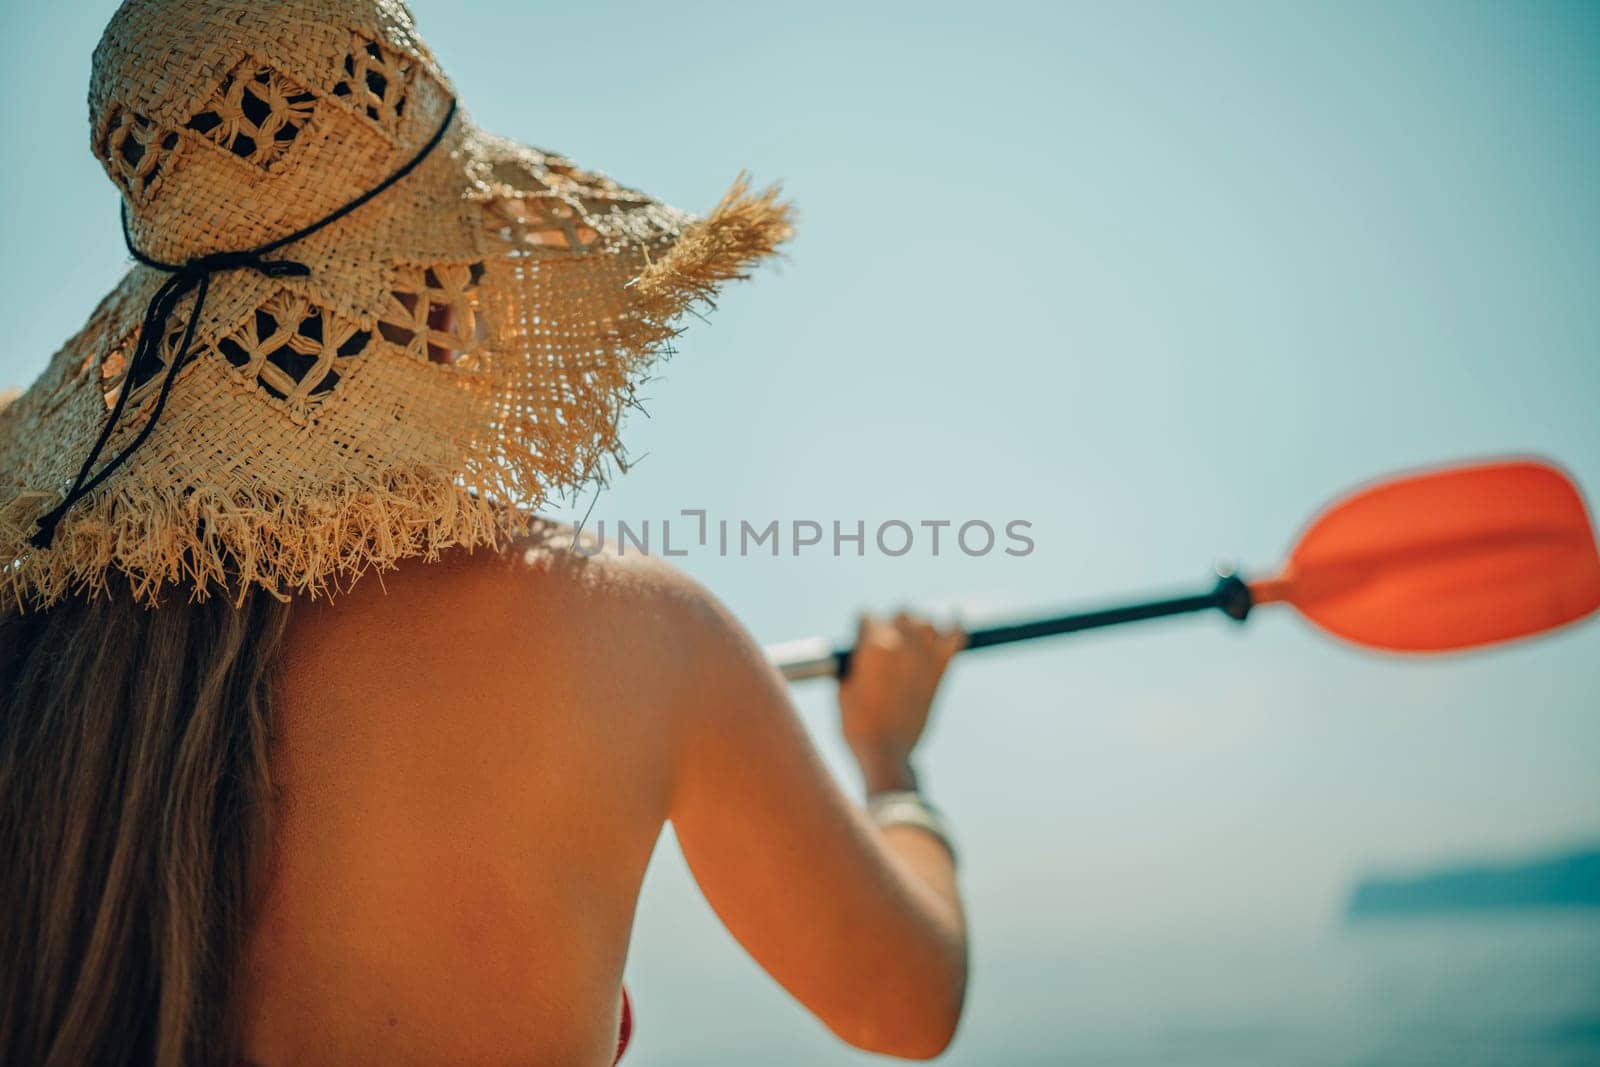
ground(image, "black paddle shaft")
xmin=827 ymin=574 xmax=1254 ymax=680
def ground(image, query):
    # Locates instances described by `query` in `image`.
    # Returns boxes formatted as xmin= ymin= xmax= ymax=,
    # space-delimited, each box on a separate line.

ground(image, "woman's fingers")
xmin=859 ymin=611 xmax=962 ymax=670
xmin=856 ymin=611 xmax=962 ymax=671
xmin=858 ymin=612 xmax=902 ymax=651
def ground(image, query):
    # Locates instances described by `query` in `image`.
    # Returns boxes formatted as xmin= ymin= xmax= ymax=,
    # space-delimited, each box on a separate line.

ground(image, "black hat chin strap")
xmin=30 ymin=97 xmax=458 ymax=551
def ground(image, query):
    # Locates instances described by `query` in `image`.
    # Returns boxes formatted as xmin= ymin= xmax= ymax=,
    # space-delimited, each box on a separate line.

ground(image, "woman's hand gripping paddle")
xmin=768 ymin=457 xmax=1600 ymax=682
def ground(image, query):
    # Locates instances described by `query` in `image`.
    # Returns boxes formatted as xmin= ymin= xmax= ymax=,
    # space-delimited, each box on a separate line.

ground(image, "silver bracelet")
xmin=866 ymin=789 xmax=958 ymax=868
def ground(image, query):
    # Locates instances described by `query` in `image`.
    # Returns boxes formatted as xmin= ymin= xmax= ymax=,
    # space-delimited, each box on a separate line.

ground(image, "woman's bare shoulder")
xmin=297 ymin=520 xmax=691 ymax=607
xmin=477 ymin=519 xmax=724 ymax=627
xmin=289 ymin=519 xmax=737 ymax=689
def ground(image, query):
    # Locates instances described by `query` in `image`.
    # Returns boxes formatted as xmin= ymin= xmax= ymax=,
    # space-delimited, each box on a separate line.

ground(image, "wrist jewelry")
xmin=866 ymin=789 xmax=958 ymax=867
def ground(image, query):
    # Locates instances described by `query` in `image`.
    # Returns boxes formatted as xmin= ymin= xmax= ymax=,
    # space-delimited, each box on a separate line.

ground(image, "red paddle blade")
xmin=1251 ymin=459 xmax=1600 ymax=653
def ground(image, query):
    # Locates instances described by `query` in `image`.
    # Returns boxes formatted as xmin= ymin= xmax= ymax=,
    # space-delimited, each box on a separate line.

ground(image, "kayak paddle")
xmin=767 ymin=457 xmax=1600 ymax=682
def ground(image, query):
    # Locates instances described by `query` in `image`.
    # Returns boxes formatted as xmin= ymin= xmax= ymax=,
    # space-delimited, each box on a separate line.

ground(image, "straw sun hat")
xmin=0 ymin=0 xmax=792 ymax=610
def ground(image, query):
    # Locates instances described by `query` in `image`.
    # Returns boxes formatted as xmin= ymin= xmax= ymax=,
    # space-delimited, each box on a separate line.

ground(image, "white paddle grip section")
xmin=765 ymin=636 xmax=842 ymax=682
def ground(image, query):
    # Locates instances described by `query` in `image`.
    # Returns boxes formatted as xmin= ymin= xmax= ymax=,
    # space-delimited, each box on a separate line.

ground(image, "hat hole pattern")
xmin=483 ymin=197 xmax=602 ymax=254
xmin=185 ymin=62 xmax=317 ymax=168
xmin=331 ymin=34 xmax=413 ymax=134
xmin=91 ymin=293 xmax=378 ymax=418
xmin=101 ymin=108 xmax=180 ymax=202
xmin=212 ymin=292 xmax=371 ymax=410
xmin=377 ymin=262 xmax=487 ymax=367
xmin=98 ymin=32 xmax=420 ymax=205
xmin=95 ymin=319 xmax=189 ymax=412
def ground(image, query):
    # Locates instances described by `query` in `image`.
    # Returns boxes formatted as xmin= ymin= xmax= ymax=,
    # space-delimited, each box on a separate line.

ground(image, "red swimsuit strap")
xmin=614 ymin=985 xmax=633 ymax=1064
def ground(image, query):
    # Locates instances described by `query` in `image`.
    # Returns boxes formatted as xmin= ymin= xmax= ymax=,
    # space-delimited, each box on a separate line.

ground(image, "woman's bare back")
xmin=240 ymin=530 xmax=676 ymax=1065
xmin=238 ymin=524 xmax=967 ymax=1065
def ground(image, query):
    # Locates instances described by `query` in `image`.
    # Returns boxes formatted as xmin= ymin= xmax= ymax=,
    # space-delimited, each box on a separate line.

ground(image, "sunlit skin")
xmin=237 ymin=523 xmax=968 ymax=1065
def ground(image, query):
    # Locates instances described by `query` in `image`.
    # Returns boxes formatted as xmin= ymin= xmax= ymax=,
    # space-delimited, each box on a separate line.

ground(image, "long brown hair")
xmin=0 ymin=581 xmax=293 ymax=1066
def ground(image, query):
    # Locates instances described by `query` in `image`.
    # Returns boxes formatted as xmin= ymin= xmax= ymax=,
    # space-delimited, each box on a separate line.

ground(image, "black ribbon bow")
xmin=30 ymin=97 xmax=458 ymax=550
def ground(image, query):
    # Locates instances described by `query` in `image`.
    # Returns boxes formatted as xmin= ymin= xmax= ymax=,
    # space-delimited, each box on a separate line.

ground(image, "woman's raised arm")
xmin=660 ymin=575 xmax=968 ymax=1060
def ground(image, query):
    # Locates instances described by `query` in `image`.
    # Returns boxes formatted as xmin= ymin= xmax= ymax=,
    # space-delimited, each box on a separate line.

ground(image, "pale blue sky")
xmin=2 ymin=2 xmax=1596 ymax=1063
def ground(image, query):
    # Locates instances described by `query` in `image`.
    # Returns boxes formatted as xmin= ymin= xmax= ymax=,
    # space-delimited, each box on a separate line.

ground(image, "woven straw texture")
xmin=0 ymin=0 xmax=791 ymax=611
